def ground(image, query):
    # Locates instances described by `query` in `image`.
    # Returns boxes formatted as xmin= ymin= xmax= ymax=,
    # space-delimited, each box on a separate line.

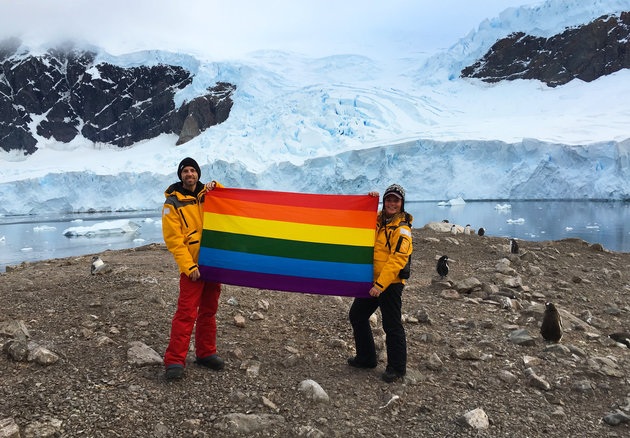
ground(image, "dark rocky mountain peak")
xmin=0 ymin=39 xmax=235 ymax=155
xmin=461 ymin=12 xmax=630 ymax=87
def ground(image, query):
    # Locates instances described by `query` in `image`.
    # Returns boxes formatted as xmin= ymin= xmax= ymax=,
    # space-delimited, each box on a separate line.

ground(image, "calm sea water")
xmin=1 ymin=201 xmax=629 ymax=272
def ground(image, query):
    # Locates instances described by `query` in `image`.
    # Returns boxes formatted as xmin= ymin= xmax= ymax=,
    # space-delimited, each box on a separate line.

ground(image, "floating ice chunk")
xmin=143 ymin=218 xmax=155 ymax=223
xmin=506 ymin=218 xmax=525 ymax=224
xmin=0 ymin=235 xmax=5 ymax=242
xmin=565 ymin=226 xmax=573 ymax=231
xmin=33 ymin=225 xmax=57 ymax=232
xmin=63 ymin=219 xmax=140 ymax=237
xmin=447 ymin=197 xmax=466 ymax=206
xmin=21 ymin=247 xmax=33 ymax=251
xmin=494 ymin=203 xmax=512 ymax=210
xmin=133 ymin=238 xmax=146 ymax=243
xmin=437 ymin=201 xmax=448 ymax=206
xmin=71 ymin=219 xmax=83 ymax=223
xmin=585 ymin=224 xmax=600 ymax=229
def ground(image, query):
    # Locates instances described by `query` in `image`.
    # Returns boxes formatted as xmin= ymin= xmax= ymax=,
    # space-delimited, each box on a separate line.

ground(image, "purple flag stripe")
xmin=199 ymin=266 xmax=371 ymax=298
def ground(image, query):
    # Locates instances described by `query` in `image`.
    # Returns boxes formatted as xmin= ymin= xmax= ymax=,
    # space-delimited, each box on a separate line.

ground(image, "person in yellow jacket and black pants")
xmin=348 ymin=184 xmax=413 ymax=383
xmin=162 ymin=157 xmax=225 ymax=381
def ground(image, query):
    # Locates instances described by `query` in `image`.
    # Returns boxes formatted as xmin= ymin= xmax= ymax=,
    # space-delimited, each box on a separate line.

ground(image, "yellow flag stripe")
xmin=203 ymin=212 xmax=374 ymax=246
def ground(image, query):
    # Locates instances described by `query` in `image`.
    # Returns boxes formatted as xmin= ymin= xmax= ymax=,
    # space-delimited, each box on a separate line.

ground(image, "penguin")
xmin=478 ymin=227 xmax=485 ymax=237
xmin=510 ymin=238 xmax=519 ymax=254
xmin=436 ymin=255 xmax=449 ymax=279
xmin=608 ymin=332 xmax=630 ymax=348
xmin=91 ymin=256 xmax=111 ymax=275
xmin=450 ymin=224 xmax=458 ymax=235
xmin=464 ymin=224 xmax=471 ymax=235
xmin=441 ymin=219 xmax=449 ymax=223
xmin=540 ymin=302 xmax=563 ymax=343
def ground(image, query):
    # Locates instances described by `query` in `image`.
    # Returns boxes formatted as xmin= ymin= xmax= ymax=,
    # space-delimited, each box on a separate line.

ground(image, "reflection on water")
xmin=405 ymin=200 xmax=630 ymax=253
xmin=0 ymin=211 xmax=163 ymax=272
xmin=0 ymin=201 xmax=629 ymax=272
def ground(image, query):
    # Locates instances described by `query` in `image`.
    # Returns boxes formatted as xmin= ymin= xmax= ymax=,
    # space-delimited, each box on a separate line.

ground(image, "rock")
xmin=543 ymin=343 xmax=571 ymax=355
xmin=257 ymin=299 xmax=270 ymax=311
xmin=95 ymin=335 xmax=114 ymax=347
xmin=522 ymin=355 xmax=541 ymax=367
xmin=590 ymin=243 xmax=605 ymax=252
xmin=440 ymin=289 xmax=460 ymax=300
xmin=495 ymin=259 xmax=516 ymax=275
xmin=461 ymin=13 xmax=630 ymax=87
xmin=456 ymin=408 xmax=489 ymax=430
xmin=297 ymin=379 xmax=330 ymax=403
xmin=219 ymin=413 xmax=285 ymax=434
xmin=250 ymin=311 xmax=265 ymax=320
xmin=426 ymin=353 xmax=444 ymax=371
xmin=495 ymin=273 xmax=523 ymax=288
xmin=3 ymin=339 xmax=29 ymax=361
xmin=261 ymin=396 xmax=278 ymax=411
xmin=329 ymin=338 xmax=348 ymax=349
xmin=176 ymin=114 xmax=200 ymax=145
xmin=454 ymin=277 xmax=482 ymax=293
xmin=572 ymin=380 xmax=595 ymax=394
xmin=234 ymin=314 xmax=246 ymax=328
xmin=524 ymin=368 xmax=551 ymax=391
xmin=603 ymin=411 xmax=630 ymax=426
xmin=23 ymin=417 xmax=63 ymax=438
xmin=498 ymin=370 xmax=518 ymax=385
xmin=379 ymin=395 xmax=401 ymax=410
xmin=508 ymin=329 xmax=536 ymax=346
xmin=587 ymin=356 xmax=624 ymax=378
xmin=453 ymin=348 xmax=482 ymax=361
xmin=0 ymin=320 xmax=30 ymax=338
xmin=27 ymin=342 xmax=59 ymax=365
xmin=126 ymin=341 xmax=163 ymax=366
xmin=1 ymin=42 xmax=236 ymax=155
xmin=297 ymin=425 xmax=325 ymax=437
xmin=241 ymin=360 xmax=261 ymax=377
xmin=0 ymin=418 xmax=20 ymax=438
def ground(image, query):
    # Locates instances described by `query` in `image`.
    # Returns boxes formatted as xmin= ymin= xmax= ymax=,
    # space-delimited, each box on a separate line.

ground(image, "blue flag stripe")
xmin=199 ymin=247 xmax=372 ymax=283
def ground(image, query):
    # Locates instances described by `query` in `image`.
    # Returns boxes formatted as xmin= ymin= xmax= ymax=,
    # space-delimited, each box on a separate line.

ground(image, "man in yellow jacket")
xmin=162 ymin=157 xmax=224 ymax=380
xmin=348 ymin=184 xmax=413 ymax=383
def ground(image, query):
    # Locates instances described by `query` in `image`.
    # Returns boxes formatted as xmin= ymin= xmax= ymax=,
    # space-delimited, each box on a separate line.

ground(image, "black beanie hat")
xmin=177 ymin=157 xmax=201 ymax=181
xmin=383 ymin=183 xmax=405 ymax=211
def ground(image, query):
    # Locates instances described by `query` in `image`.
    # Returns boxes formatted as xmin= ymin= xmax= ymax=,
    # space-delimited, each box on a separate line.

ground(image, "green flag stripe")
xmin=201 ymin=229 xmax=373 ymax=264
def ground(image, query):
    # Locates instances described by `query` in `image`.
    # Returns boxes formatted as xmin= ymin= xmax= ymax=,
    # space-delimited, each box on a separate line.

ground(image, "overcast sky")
xmin=0 ymin=0 xmax=540 ymax=58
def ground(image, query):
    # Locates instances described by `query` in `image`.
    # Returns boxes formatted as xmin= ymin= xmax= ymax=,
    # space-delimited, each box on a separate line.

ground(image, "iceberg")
xmin=63 ymin=219 xmax=140 ymax=238
xmin=447 ymin=197 xmax=466 ymax=206
xmin=438 ymin=197 xmax=466 ymax=206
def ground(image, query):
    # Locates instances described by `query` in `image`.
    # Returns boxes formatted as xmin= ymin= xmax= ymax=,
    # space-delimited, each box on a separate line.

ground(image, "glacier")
xmin=1 ymin=0 xmax=630 ymax=216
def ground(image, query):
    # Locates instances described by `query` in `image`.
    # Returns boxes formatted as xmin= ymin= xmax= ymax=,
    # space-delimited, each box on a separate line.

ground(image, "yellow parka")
xmin=373 ymin=211 xmax=413 ymax=292
xmin=162 ymin=180 xmax=224 ymax=276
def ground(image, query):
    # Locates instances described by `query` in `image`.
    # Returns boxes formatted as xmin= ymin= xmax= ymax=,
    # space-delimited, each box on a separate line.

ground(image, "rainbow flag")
xmin=198 ymin=188 xmax=378 ymax=298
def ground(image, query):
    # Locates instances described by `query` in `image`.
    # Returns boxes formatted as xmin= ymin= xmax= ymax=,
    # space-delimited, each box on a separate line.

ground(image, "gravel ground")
xmin=1 ymin=225 xmax=630 ymax=437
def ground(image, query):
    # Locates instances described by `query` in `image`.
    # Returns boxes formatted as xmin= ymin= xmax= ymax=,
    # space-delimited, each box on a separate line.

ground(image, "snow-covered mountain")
xmin=0 ymin=0 xmax=629 ymax=215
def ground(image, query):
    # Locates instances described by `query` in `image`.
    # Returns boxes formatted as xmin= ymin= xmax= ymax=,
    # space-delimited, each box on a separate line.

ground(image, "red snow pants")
xmin=164 ymin=273 xmax=221 ymax=367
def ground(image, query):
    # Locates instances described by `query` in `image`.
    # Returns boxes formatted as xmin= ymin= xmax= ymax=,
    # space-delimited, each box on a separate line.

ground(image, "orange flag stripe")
xmin=206 ymin=196 xmax=376 ymax=229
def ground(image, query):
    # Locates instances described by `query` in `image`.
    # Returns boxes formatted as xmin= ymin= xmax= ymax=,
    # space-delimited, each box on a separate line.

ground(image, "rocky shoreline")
xmin=1 ymin=224 xmax=629 ymax=437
